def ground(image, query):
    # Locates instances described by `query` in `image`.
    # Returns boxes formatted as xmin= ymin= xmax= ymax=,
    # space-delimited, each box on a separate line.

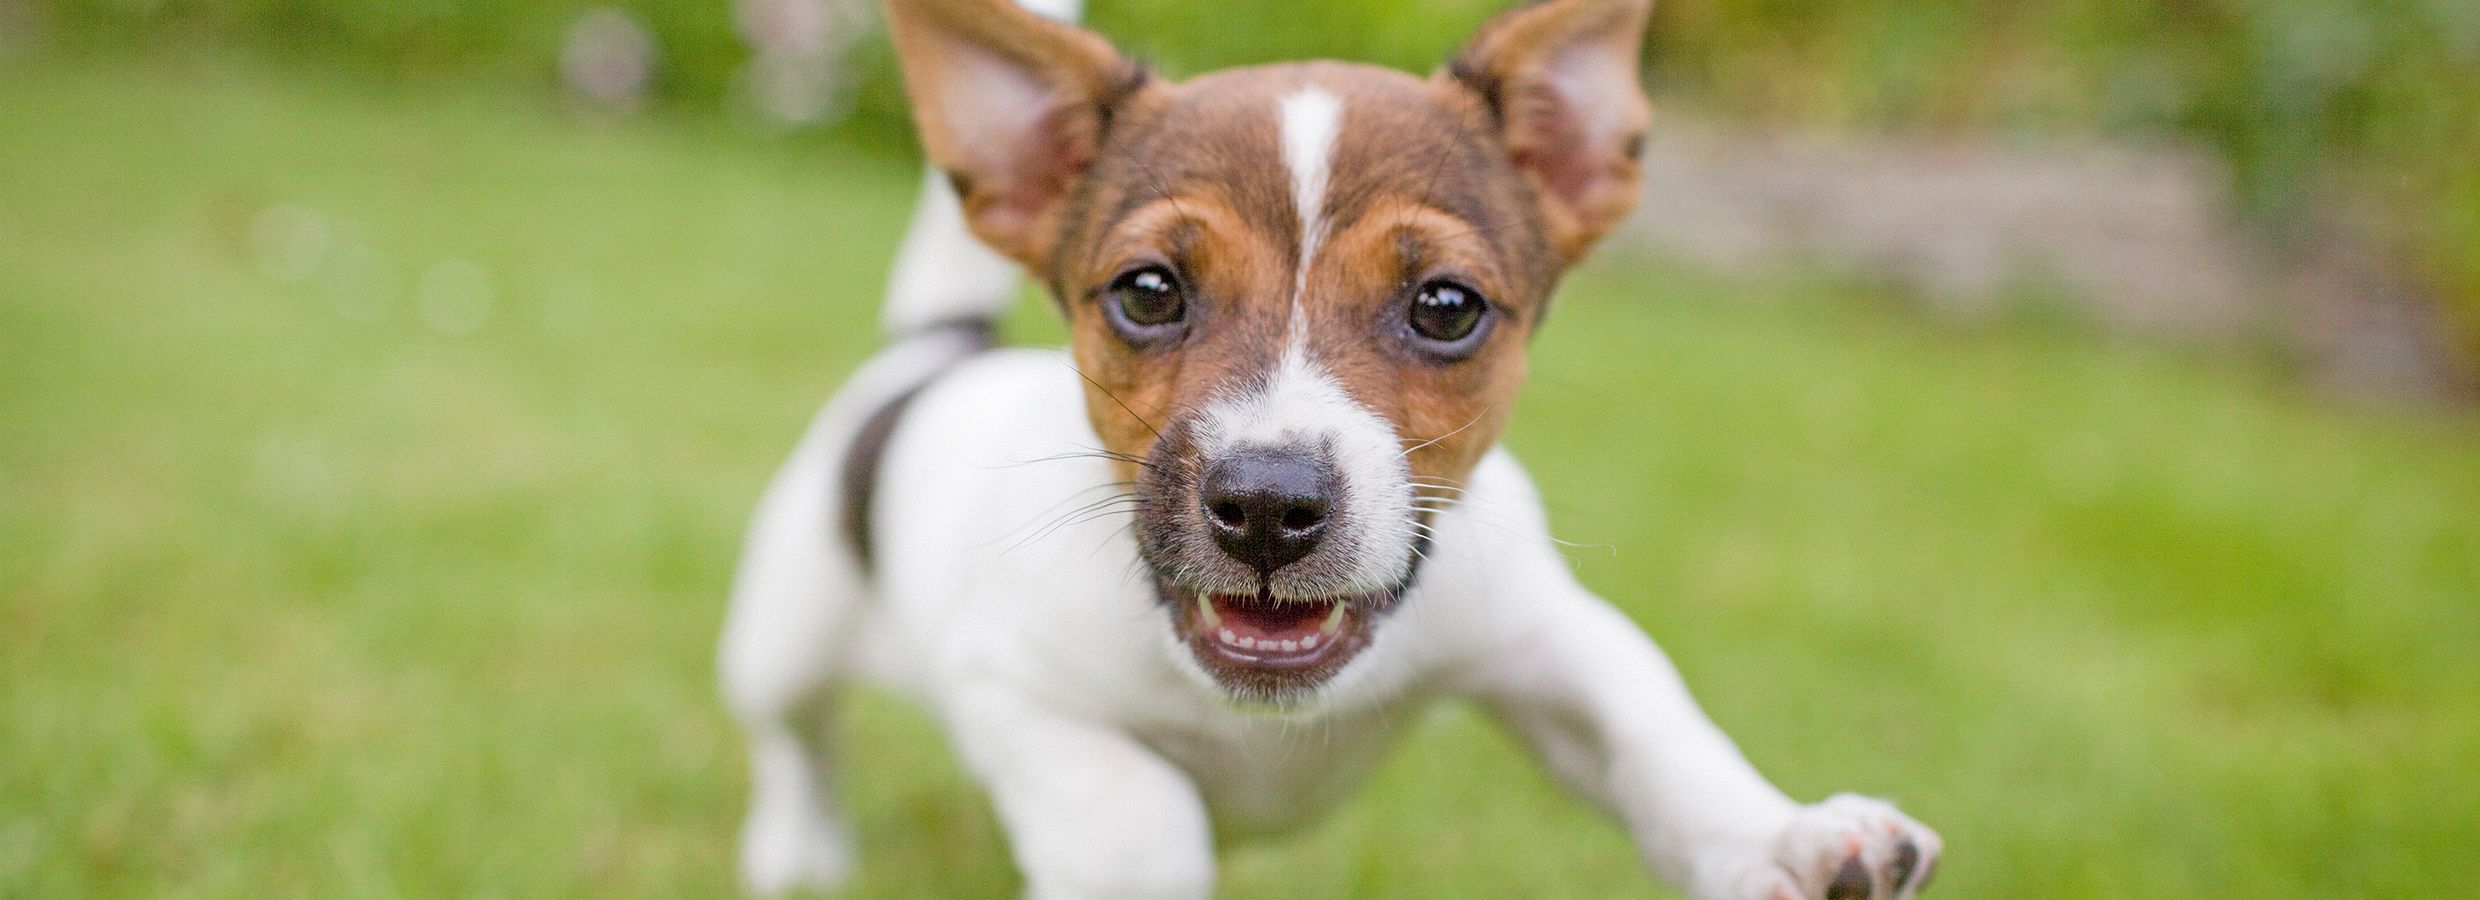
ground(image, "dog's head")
xmin=886 ymin=0 xmax=1651 ymax=704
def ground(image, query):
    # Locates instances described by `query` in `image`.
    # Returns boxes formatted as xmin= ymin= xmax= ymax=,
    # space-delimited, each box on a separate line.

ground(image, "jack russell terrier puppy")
xmin=719 ymin=0 xmax=1943 ymax=896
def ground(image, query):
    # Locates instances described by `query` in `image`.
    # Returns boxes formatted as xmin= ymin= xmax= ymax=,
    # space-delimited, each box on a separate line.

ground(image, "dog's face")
xmin=888 ymin=0 xmax=1650 ymax=703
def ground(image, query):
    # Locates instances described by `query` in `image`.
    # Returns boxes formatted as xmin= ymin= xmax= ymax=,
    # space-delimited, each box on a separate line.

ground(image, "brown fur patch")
xmin=1051 ymin=64 xmax=1558 ymax=502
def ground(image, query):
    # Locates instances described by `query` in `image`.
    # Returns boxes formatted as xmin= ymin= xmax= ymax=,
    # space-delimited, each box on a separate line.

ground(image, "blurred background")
xmin=2 ymin=0 xmax=2475 ymax=896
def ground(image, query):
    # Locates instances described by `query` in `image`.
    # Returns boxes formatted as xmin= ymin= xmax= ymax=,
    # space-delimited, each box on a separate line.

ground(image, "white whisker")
xmin=1398 ymin=408 xmax=1491 ymax=458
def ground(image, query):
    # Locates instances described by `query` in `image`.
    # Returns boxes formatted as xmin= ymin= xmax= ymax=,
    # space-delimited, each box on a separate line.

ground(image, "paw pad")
xmin=1890 ymin=841 xmax=1921 ymax=889
xmin=1824 ymin=856 xmax=1870 ymax=900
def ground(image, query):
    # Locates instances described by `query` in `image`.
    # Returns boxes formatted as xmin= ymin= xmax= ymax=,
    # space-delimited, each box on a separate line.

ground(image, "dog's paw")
xmin=1739 ymin=794 xmax=1941 ymax=900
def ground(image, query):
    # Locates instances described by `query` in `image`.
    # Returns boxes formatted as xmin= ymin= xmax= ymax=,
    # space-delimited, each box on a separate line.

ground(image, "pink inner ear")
xmin=976 ymin=103 xmax=1094 ymax=235
xmin=932 ymin=45 xmax=1101 ymax=246
xmin=1507 ymin=76 xmax=1602 ymax=209
xmin=1505 ymin=36 xmax=1644 ymax=227
xmin=941 ymin=46 xmax=1059 ymax=176
xmin=1513 ymin=108 xmax=1594 ymax=206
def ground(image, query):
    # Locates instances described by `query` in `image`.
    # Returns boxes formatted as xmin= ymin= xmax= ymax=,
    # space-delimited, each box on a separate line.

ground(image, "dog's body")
xmin=722 ymin=1 xmax=1941 ymax=897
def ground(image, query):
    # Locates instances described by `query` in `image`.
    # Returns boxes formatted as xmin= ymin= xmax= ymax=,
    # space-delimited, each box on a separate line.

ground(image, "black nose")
xmin=1200 ymin=449 xmax=1335 ymax=574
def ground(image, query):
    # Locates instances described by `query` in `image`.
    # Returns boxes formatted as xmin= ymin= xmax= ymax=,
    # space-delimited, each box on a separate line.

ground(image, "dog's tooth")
xmin=1280 ymin=640 xmax=1298 ymax=652
xmin=1320 ymin=604 xmax=1348 ymax=636
xmin=1238 ymin=636 xmax=1257 ymax=649
xmin=1299 ymin=634 xmax=1319 ymax=650
xmin=1219 ymin=628 xmax=1237 ymax=645
xmin=1196 ymin=596 xmax=1221 ymax=629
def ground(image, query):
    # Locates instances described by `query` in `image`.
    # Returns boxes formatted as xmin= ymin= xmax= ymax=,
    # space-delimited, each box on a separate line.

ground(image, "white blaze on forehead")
xmin=1184 ymin=86 xmax=1406 ymax=599
xmin=1277 ymin=87 xmax=1342 ymax=346
xmin=1199 ymin=352 xmax=1373 ymax=453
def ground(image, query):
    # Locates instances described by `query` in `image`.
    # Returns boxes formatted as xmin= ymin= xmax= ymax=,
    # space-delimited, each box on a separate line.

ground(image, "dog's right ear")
xmin=883 ymin=0 xmax=1141 ymax=269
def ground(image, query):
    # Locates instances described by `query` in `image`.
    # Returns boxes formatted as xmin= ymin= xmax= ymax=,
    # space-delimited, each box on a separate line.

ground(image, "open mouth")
xmin=1195 ymin=590 xmax=1351 ymax=661
xmin=1165 ymin=582 xmax=1390 ymax=700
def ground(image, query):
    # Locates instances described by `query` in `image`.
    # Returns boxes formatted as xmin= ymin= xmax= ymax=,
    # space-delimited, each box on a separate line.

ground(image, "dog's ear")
xmin=1449 ymin=0 xmax=1652 ymax=265
xmin=883 ymin=0 xmax=1142 ymax=269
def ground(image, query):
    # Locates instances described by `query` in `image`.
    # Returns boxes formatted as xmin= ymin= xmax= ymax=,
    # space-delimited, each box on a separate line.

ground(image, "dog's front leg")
xmin=1467 ymin=575 xmax=1942 ymax=899
xmin=945 ymin=682 xmax=1215 ymax=900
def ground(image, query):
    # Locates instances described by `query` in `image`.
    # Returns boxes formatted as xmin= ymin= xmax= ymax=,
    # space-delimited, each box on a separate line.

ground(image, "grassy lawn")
xmin=4 ymin=54 xmax=2476 ymax=898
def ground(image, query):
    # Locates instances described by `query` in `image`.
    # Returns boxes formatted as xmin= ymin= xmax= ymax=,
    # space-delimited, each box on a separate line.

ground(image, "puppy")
xmin=719 ymin=0 xmax=1943 ymax=896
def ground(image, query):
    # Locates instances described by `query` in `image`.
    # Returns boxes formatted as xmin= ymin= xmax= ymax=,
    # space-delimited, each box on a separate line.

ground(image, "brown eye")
xmin=1408 ymin=280 xmax=1485 ymax=344
xmin=1109 ymin=266 xmax=1186 ymax=328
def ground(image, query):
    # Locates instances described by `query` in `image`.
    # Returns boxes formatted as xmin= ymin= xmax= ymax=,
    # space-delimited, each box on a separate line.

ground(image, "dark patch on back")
xmin=840 ymin=320 xmax=997 ymax=573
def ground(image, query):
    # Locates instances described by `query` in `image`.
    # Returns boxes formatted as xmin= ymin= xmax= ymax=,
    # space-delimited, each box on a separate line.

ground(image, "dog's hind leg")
xmin=720 ymin=410 xmax=872 ymax=897
xmin=720 ymin=178 xmax=1015 ymax=892
xmin=723 ymin=0 xmax=1083 ymax=882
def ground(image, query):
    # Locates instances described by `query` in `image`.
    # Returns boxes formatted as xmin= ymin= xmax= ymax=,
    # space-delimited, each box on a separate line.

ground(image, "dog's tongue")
xmin=1206 ymin=592 xmax=1341 ymax=648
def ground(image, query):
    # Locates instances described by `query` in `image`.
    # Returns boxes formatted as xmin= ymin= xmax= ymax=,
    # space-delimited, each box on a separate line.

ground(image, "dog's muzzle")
xmin=1138 ymin=429 xmax=1419 ymax=704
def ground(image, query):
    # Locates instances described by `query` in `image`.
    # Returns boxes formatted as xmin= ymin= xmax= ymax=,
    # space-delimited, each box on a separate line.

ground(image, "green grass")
xmin=4 ymin=54 xmax=2478 ymax=898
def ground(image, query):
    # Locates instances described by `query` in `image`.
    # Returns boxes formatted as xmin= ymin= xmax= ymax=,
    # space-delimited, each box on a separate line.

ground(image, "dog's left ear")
xmin=1449 ymin=0 xmax=1652 ymax=265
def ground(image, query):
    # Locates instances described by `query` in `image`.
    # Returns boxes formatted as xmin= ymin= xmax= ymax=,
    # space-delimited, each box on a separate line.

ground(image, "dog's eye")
xmin=1108 ymin=267 xmax=1186 ymax=329
xmin=1408 ymin=280 xmax=1485 ymax=345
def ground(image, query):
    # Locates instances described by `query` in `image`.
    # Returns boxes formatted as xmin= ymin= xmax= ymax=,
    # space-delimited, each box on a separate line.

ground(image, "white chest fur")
xmin=853 ymin=350 xmax=1508 ymax=833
